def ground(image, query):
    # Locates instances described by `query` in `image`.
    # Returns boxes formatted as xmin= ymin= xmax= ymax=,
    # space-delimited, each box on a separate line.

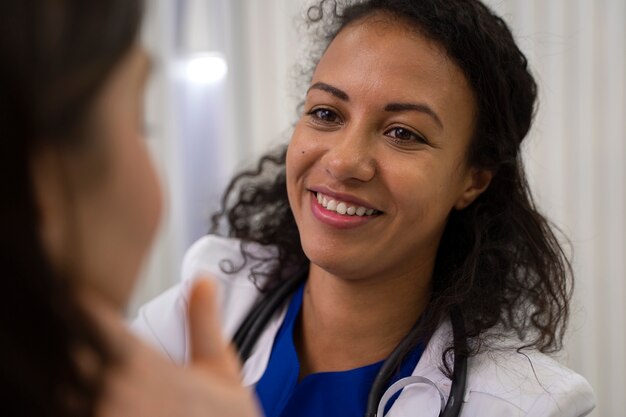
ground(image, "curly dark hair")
xmin=0 ymin=1 xmax=143 ymax=416
xmin=212 ymin=0 xmax=571 ymax=375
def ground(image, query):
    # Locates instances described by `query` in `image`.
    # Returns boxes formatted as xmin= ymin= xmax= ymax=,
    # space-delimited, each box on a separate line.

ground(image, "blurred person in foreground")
xmin=0 ymin=1 xmax=261 ymax=417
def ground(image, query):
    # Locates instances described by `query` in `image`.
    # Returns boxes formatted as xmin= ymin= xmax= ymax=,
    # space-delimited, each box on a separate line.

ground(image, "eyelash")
xmin=306 ymin=107 xmax=429 ymax=145
xmin=385 ymin=126 xmax=428 ymax=145
xmin=307 ymin=107 xmax=342 ymax=125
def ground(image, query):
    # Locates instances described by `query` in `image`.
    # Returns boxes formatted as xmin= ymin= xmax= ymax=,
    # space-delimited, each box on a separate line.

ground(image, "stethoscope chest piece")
xmin=375 ymin=375 xmax=447 ymax=417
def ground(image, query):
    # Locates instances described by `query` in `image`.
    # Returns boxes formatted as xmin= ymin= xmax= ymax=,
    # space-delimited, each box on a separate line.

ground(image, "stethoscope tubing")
xmin=233 ymin=268 xmax=307 ymax=361
xmin=439 ymin=306 xmax=467 ymax=417
xmin=233 ymin=271 xmax=467 ymax=417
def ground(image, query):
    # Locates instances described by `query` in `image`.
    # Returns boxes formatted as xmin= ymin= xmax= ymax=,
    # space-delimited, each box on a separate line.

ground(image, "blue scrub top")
xmin=255 ymin=283 xmax=424 ymax=417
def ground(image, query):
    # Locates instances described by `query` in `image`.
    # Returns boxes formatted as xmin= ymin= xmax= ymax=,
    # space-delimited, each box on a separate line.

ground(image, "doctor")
xmin=135 ymin=0 xmax=595 ymax=416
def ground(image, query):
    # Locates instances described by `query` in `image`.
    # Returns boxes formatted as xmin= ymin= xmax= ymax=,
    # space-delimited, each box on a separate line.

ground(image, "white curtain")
xmin=133 ymin=1 xmax=625 ymax=415
xmin=480 ymin=2 xmax=625 ymax=416
xmin=130 ymin=0 xmax=301 ymax=315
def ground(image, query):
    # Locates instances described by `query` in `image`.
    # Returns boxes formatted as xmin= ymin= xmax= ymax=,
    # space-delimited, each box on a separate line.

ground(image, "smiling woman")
xmin=287 ymin=18 xmax=489 ymax=286
xmin=135 ymin=1 xmax=596 ymax=416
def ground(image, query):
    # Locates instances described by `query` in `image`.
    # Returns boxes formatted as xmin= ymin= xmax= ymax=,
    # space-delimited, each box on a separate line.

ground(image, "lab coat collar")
xmin=238 ymin=294 xmax=454 ymax=415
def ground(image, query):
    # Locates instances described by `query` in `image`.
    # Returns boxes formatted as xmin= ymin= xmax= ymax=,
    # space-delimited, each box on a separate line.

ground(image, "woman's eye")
xmin=308 ymin=108 xmax=341 ymax=124
xmin=385 ymin=127 xmax=427 ymax=144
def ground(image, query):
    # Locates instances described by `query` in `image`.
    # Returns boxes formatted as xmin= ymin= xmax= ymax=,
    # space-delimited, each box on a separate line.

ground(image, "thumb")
xmin=187 ymin=277 xmax=242 ymax=382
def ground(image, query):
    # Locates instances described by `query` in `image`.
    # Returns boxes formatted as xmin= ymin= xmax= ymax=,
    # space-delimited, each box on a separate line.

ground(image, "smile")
xmin=315 ymin=192 xmax=380 ymax=217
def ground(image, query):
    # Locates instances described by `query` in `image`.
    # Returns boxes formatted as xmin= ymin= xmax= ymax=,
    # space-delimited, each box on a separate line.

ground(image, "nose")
xmin=321 ymin=124 xmax=376 ymax=183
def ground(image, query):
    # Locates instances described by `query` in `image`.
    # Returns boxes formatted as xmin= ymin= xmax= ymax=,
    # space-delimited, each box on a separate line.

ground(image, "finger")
xmin=187 ymin=277 xmax=241 ymax=382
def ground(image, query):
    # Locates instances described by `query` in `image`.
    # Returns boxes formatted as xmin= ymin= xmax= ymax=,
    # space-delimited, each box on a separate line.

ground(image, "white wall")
xmin=133 ymin=1 xmax=625 ymax=415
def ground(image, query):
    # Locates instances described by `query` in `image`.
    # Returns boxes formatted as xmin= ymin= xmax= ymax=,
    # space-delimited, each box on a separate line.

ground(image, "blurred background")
xmin=131 ymin=1 xmax=625 ymax=416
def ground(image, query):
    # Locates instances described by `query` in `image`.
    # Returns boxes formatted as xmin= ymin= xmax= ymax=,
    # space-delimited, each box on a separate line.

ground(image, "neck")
xmin=295 ymin=264 xmax=431 ymax=379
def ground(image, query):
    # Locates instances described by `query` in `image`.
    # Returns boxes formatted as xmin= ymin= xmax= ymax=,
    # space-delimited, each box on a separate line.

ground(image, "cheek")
xmin=84 ymin=125 xmax=162 ymax=307
xmin=385 ymin=158 xmax=458 ymax=223
xmin=117 ymin=130 xmax=162 ymax=245
xmin=286 ymin=125 xmax=331 ymax=234
xmin=286 ymin=137 xmax=305 ymax=217
xmin=286 ymin=126 xmax=319 ymax=193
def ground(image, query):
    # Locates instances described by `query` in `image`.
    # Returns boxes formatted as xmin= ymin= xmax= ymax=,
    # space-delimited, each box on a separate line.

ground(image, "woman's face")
xmin=35 ymin=46 xmax=161 ymax=309
xmin=286 ymin=16 xmax=491 ymax=282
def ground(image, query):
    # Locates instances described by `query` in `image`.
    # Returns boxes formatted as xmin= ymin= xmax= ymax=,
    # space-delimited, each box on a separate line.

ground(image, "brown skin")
xmin=286 ymin=16 xmax=492 ymax=378
xmin=32 ymin=46 xmax=261 ymax=417
xmin=34 ymin=45 xmax=161 ymax=309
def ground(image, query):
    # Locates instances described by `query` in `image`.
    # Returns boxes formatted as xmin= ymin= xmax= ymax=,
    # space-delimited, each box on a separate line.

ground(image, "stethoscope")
xmin=232 ymin=267 xmax=468 ymax=417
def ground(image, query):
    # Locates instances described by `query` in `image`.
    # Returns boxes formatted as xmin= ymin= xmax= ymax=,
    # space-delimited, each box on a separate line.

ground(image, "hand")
xmin=95 ymin=278 xmax=261 ymax=417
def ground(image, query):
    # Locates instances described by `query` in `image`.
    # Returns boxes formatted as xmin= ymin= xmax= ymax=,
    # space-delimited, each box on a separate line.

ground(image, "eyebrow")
xmin=384 ymin=102 xmax=443 ymax=130
xmin=307 ymin=82 xmax=350 ymax=101
xmin=307 ymin=81 xmax=444 ymax=130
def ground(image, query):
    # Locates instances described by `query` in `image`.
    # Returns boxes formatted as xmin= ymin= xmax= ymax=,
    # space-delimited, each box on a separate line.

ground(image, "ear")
xmin=454 ymin=168 xmax=493 ymax=210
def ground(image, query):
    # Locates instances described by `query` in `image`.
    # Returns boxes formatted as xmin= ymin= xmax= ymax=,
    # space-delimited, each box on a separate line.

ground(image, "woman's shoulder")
xmin=181 ymin=234 xmax=277 ymax=285
xmin=409 ymin=323 xmax=595 ymax=417
xmin=465 ymin=343 xmax=595 ymax=416
xmin=132 ymin=235 xmax=270 ymax=363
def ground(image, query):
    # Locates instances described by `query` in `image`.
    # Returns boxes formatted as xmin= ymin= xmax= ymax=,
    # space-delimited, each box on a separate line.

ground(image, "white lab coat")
xmin=133 ymin=235 xmax=596 ymax=417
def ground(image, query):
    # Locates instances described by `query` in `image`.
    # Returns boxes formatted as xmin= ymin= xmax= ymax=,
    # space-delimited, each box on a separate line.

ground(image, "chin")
xmin=302 ymin=241 xmax=367 ymax=280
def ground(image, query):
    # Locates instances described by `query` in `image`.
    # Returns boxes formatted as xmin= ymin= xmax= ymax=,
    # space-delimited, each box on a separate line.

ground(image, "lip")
xmin=308 ymin=186 xmax=380 ymax=212
xmin=308 ymin=191 xmax=380 ymax=229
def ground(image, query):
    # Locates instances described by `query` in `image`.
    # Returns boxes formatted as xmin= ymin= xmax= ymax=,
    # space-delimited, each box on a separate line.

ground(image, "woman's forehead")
xmin=311 ymin=18 xmax=476 ymax=132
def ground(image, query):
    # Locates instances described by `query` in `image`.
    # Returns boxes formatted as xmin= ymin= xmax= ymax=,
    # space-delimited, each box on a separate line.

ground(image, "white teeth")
xmin=315 ymin=192 xmax=378 ymax=217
